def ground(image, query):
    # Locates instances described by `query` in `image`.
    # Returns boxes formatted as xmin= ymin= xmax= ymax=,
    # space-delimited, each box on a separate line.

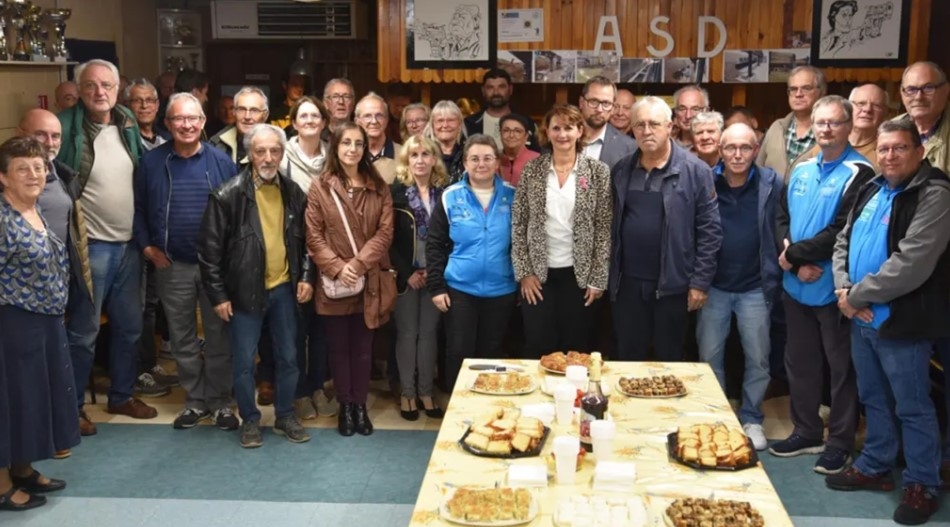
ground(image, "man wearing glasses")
xmin=671 ymin=85 xmax=709 ymax=150
xmin=323 ymin=78 xmax=356 ymax=137
xmin=771 ymin=95 xmax=874 ymax=476
xmin=896 ymin=61 xmax=950 ymax=173
xmin=56 ymin=59 xmax=157 ymax=431
xmin=578 ymin=75 xmax=636 ymax=170
xmin=125 ymin=78 xmax=170 ymax=152
xmin=134 ymin=93 xmax=239 ymax=432
xmin=210 ymin=86 xmax=270 ymax=168
xmin=758 ymin=66 xmax=827 ymax=181
xmin=355 ymin=92 xmax=400 ymax=185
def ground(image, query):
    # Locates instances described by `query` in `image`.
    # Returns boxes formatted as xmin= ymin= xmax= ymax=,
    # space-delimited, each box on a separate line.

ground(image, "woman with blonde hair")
xmin=390 ymin=135 xmax=448 ymax=420
xmin=511 ymin=104 xmax=613 ymax=357
xmin=423 ymin=100 xmax=467 ymax=184
xmin=399 ymin=102 xmax=431 ymax=143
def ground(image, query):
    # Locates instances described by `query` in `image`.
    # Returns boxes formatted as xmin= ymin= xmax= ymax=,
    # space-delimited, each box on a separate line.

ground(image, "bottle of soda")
xmin=579 ymin=352 xmax=607 ymax=452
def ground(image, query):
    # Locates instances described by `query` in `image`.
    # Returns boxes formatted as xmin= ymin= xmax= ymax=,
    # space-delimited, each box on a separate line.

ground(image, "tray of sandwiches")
xmin=460 ymin=408 xmax=549 ymax=458
xmin=469 ymin=372 xmax=537 ymax=395
xmin=440 ymin=486 xmax=539 ymax=526
xmin=667 ymin=424 xmax=758 ymax=471
xmin=616 ymin=375 xmax=687 ymax=398
xmin=539 ymin=351 xmax=604 ymax=375
xmin=663 ymin=497 xmax=765 ymax=527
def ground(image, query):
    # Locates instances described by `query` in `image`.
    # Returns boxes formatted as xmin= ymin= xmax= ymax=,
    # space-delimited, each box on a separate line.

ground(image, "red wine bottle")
xmin=579 ymin=352 xmax=607 ymax=452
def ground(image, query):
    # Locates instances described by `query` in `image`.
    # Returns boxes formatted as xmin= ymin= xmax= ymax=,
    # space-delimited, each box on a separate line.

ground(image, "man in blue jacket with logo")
xmin=770 ymin=95 xmax=875 ymax=475
xmin=609 ymin=96 xmax=722 ymax=362
xmin=134 ymin=93 xmax=239 ymax=432
xmin=827 ymin=119 xmax=950 ymax=525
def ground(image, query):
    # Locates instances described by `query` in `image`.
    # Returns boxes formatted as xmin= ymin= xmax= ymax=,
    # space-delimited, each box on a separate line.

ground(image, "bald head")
xmin=849 ymin=84 xmax=888 ymax=132
xmin=18 ymin=108 xmax=62 ymax=161
xmin=719 ymin=123 xmax=759 ymax=178
xmin=610 ymin=89 xmax=637 ymax=133
xmin=54 ymin=81 xmax=79 ymax=112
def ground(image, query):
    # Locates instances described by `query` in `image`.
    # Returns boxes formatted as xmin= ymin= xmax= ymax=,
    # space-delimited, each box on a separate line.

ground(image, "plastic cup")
xmin=565 ymin=365 xmax=588 ymax=391
xmin=553 ymin=435 xmax=580 ymax=485
xmin=590 ymin=419 xmax=616 ymax=461
xmin=553 ymin=383 xmax=576 ymax=425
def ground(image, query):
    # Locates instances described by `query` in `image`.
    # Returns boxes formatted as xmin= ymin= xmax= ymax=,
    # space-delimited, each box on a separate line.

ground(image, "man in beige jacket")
xmin=756 ymin=66 xmax=826 ymax=181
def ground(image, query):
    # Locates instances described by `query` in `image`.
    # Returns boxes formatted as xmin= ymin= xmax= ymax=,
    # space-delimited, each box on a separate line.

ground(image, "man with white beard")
xmin=199 ymin=124 xmax=315 ymax=449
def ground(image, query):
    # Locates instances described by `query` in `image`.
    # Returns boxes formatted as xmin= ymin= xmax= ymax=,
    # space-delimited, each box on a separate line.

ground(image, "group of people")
xmin=3 ymin=56 xmax=950 ymax=525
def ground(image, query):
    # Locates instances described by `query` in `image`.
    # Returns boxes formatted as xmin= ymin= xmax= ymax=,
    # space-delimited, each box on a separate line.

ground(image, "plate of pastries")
xmin=469 ymin=372 xmax=537 ymax=395
xmin=539 ymin=351 xmax=601 ymax=374
xmin=663 ymin=497 xmax=765 ymax=527
xmin=667 ymin=423 xmax=758 ymax=471
xmin=617 ymin=375 xmax=687 ymax=398
xmin=459 ymin=407 xmax=549 ymax=458
xmin=440 ymin=486 xmax=538 ymax=526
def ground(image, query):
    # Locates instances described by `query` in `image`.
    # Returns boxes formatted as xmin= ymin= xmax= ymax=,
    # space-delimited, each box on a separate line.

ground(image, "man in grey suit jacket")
xmin=579 ymin=76 xmax=637 ymax=169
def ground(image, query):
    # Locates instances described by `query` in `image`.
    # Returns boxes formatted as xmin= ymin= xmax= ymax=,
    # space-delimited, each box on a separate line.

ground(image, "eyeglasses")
xmin=787 ymin=85 xmax=817 ymax=95
xmin=675 ymin=105 xmax=706 ymax=114
xmin=721 ymin=144 xmax=755 ymax=155
xmin=901 ymin=82 xmax=947 ymax=98
xmin=358 ymin=113 xmax=387 ymax=123
xmin=235 ymin=107 xmax=265 ymax=117
xmin=168 ymin=115 xmax=203 ymax=125
xmin=851 ymin=100 xmax=885 ymax=112
xmin=583 ymin=97 xmax=614 ymax=110
xmin=129 ymin=97 xmax=158 ymax=106
xmin=632 ymin=120 xmax=667 ymax=131
xmin=501 ymin=127 xmax=526 ymax=135
xmin=80 ymin=81 xmax=116 ymax=92
xmin=326 ymin=94 xmax=355 ymax=103
xmin=876 ymin=144 xmax=913 ymax=156
xmin=813 ymin=120 xmax=849 ymax=130
xmin=466 ymin=155 xmax=497 ymax=165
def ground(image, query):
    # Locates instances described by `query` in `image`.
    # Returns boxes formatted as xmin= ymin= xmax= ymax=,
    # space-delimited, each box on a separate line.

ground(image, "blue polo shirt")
xmin=712 ymin=164 xmax=761 ymax=292
xmin=847 ymin=180 xmax=900 ymax=329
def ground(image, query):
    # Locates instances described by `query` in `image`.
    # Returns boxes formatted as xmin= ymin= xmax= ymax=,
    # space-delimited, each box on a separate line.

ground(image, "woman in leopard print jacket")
xmin=511 ymin=104 xmax=613 ymax=358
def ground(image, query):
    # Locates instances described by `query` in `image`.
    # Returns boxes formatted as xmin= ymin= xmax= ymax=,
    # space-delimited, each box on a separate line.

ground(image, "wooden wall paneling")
xmin=682 ymin=0 xmax=695 ymax=60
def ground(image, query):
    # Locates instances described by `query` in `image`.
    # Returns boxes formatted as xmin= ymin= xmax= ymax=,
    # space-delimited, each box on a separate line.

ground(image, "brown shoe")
xmin=256 ymin=381 xmax=275 ymax=406
xmin=79 ymin=411 xmax=97 ymax=436
xmin=53 ymin=450 xmax=71 ymax=460
xmin=106 ymin=397 xmax=158 ymax=419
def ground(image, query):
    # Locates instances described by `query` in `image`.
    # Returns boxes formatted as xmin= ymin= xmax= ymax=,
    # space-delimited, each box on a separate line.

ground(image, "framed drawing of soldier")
xmin=811 ymin=0 xmax=911 ymax=67
xmin=406 ymin=0 xmax=498 ymax=70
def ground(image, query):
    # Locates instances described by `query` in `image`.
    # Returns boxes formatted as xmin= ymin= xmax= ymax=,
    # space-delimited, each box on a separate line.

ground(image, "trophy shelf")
xmin=0 ymin=60 xmax=76 ymax=66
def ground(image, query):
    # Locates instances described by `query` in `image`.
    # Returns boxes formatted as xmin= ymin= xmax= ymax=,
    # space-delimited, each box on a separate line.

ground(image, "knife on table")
xmin=468 ymin=364 xmax=525 ymax=372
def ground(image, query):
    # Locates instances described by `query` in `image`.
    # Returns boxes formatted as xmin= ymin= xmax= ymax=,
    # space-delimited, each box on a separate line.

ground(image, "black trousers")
xmin=521 ymin=267 xmax=599 ymax=358
xmin=783 ymin=294 xmax=857 ymax=450
xmin=611 ymin=276 xmax=688 ymax=361
xmin=444 ymin=288 xmax=516 ymax=391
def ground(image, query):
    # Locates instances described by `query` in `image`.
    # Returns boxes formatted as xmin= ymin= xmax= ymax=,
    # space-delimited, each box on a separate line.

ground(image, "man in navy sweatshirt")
xmin=134 ymin=92 xmax=239 ymax=431
xmin=696 ymin=123 xmax=783 ymax=452
xmin=827 ymin=118 xmax=950 ymax=525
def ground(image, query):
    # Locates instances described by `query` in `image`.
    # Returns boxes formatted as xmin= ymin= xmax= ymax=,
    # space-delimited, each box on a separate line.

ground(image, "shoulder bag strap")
xmin=329 ymin=188 xmax=360 ymax=257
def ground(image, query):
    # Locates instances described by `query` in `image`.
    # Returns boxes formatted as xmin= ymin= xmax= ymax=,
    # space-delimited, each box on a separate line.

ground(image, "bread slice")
xmin=487 ymin=440 xmax=512 ymax=454
xmin=511 ymin=433 xmax=532 ymax=452
xmin=492 ymin=419 xmax=517 ymax=431
xmin=464 ymin=432 xmax=490 ymax=451
xmin=472 ymin=425 xmax=496 ymax=437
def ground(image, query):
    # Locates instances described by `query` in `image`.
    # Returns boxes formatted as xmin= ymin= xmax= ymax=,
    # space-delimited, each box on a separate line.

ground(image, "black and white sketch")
xmin=576 ymin=51 xmax=620 ymax=83
xmin=662 ymin=58 xmax=709 ymax=84
xmin=497 ymin=50 xmax=533 ymax=83
xmin=532 ymin=50 xmax=576 ymax=83
xmin=811 ymin=0 xmax=910 ymax=67
xmin=406 ymin=0 xmax=498 ymax=69
xmin=619 ymin=58 xmax=662 ymax=83
xmin=768 ymin=49 xmax=811 ymax=83
xmin=723 ymin=50 xmax=769 ymax=83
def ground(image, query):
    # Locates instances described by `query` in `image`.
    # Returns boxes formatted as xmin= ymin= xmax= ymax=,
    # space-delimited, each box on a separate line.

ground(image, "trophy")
xmin=26 ymin=4 xmax=47 ymax=61
xmin=44 ymin=8 xmax=70 ymax=62
xmin=0 ymin=0 xmax=9 ymax=61
xmin=10 ymin=0 xmax=29 ymax=61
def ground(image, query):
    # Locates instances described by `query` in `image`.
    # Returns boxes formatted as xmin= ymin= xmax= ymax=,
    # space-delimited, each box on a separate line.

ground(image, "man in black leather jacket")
xmin=199 ymin=123 xmax=316 ymax=449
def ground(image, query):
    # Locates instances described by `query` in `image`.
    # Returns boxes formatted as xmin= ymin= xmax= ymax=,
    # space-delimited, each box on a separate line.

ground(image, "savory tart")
xmin=665 ymin=497 xmax=765 ymax=526
xmin=471 ymin=372 xmax=536 ymax=394
xmin=443 ymin=487 xmax=534 ymax=523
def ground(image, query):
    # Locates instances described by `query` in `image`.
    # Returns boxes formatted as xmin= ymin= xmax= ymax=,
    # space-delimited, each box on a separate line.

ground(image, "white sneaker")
xmin=313 ymin=389 xmax=340 ymax=417
xmin=743 ymin=423 xmax=767 ymax=451
xmin=294 ymin=397 xmax=318 ymax=420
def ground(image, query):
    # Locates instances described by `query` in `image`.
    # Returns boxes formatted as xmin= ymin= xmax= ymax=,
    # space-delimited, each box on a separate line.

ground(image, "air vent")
xmin=257 ymin=1 xmax=354 ymax=37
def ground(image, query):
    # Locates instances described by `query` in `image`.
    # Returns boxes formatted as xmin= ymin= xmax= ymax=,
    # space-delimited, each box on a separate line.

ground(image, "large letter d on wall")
xmin=697 ymin=16 xmax=727 ymax=58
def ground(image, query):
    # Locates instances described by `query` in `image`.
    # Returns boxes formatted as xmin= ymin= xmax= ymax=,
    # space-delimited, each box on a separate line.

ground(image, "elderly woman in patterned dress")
xmin=0 ymin=136 xmax=80 ymax=511
xmin=510 ymin=104 xmax=613 ymax=358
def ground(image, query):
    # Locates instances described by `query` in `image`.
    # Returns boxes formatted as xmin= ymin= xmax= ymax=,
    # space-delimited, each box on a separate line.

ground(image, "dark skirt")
xmin=0 ymin=304 xmax=81 ymax=467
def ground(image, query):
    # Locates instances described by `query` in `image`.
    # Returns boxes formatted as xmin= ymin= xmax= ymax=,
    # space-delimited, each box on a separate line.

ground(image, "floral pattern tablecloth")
xmin=409 ymin=359 xmax=795 ymax=526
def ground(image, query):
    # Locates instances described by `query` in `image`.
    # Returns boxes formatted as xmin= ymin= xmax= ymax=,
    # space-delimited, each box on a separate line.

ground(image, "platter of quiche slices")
xmin=440 ymin=486 xmax=539 ymax=526
xmin=663 ymin=497 xmax=765 ymax=527
xmin=459 ymin=407 xmax=549 ymax=458
xmin=469 ymin=372 xmax=537 ymax=395
xmin=667 ymin=423 xmax=758 ymax=471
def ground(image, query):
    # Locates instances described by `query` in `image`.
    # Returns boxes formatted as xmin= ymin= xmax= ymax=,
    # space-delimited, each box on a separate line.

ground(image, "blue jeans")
xmin=66 ymin=240 xmax=143 ymax=408
xmin=230 ymin=283 xmax=299 ymax=423
xmin=935 ymin=336 xmax=950 ymax=461
xmin=852 ymin=325 xmax=940 ymax=489
xmin=696 ymin=287 xmax=771 ymax=424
